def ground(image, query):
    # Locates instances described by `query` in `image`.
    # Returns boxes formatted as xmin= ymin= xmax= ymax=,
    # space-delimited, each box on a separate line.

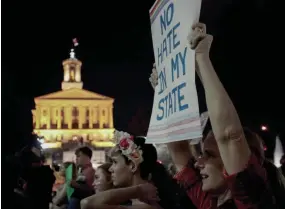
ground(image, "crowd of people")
xmin=12 ymin=23 xmax=285 ymax=209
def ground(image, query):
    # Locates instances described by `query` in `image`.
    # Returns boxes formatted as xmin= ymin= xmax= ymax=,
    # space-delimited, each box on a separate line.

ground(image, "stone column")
xmin=40 ymin=108 xmax=44 ymax=127
xmin=99 ymin=107 xmax=104 ymax=129
xmin=93 ymin=107 xmax=98 ymax=125
xmin=79 ymin=106 xmax=84 ymax=129
xmin=108 ymin=106 xmax=114 ymax=128
xmin=64 ymin=106 xmax=67 ymax=126
xmin=67 ymin=106 xmax=72 ymax=129
xmin=82 ymin=106 xmax=86 ymax=126
xmin=47 ymin=107 xmax=51 ymax=129
xmin=89 ymin=106 xmax=93 ymax=129
xmin=75 ymin=66 xmax=81 ymax=82
xmin=57 ymin=107 xmax=62 ymax=129
xmin=63 ymin=65 xmax=70 ymax=81
xmin=36 ymin=106 xmax=41 ymax=129
xmin=51 ymin=107 xmax=55 ymax=125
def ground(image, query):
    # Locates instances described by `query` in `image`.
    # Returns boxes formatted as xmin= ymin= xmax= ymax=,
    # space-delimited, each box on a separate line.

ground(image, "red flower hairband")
xmin=114 ymin=130 xmax=144 ymax=165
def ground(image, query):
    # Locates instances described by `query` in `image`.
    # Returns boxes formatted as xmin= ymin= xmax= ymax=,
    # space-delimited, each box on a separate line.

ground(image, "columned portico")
xmin=32 ymin=48 xmax=115 ymax=148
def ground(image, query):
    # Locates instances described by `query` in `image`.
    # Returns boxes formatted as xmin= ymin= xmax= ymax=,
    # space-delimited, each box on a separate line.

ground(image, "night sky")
xmin=2 ymin=0 xmax=284 ymax=154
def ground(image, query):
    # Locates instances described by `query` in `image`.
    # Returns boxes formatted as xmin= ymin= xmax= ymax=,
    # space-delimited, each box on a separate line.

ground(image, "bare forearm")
xmin=85 ymin=186 xmax=139 ymax=206
xmin=196 ymin=54 xmax=251 ymax=174
xmin=196 ymin=54 xmax=242 ymax=140
xmin=167 ymin=141 xmax=192 ymax=171
xmin=195 ymin=60 xmax=204 ymax=86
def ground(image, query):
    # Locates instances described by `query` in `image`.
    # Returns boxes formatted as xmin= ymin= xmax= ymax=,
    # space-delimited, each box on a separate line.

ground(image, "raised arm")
xmin=190 ymin=23 xmax=250 ymax=175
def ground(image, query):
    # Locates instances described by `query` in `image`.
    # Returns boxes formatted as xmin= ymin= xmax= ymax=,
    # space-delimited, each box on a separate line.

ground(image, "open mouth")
xmin=201 ymin=174 xmax=209 ymax=180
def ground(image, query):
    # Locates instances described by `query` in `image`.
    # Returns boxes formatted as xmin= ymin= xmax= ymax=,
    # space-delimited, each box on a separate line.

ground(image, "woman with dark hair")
xmin=93 ymin=163 xmax=113 ymax=193
xmin=81 ymin=131 xmax=180 ymax=209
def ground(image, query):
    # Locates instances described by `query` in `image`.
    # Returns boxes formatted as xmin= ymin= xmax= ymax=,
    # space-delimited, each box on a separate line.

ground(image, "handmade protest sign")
xmin=189 ymin=111 xmax=209 ymax=145
xmin=146 ymin=0 xmax=202 ymax=144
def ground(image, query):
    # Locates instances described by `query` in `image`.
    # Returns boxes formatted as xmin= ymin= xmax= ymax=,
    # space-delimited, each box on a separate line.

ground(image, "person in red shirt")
xmin=149 ymin=23 xmax=278 ymax=208
xmin=68 ymin=146 xmax=95 ymax=209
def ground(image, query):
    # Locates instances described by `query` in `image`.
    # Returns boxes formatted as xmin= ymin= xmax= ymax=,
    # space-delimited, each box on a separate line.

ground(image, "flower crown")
xmin=113 ymin=130 xmax=144 ymax=165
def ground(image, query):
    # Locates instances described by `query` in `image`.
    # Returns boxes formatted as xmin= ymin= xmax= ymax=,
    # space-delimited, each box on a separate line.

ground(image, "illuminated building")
xmin=32 ymin=49 xmax=115 ymax=150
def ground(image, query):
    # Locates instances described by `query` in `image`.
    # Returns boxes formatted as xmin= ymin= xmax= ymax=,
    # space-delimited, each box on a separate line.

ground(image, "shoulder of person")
xmin=85 ymin=166 xmax=95 ymax=174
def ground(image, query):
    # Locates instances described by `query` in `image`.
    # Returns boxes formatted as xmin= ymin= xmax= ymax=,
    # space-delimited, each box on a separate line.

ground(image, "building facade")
xmin=32 ymin=49 xmax=115 ymax=150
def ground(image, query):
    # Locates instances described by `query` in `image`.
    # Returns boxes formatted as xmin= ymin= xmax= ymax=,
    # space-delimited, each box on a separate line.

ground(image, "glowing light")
xmin=41 ymin=142 xmax=62 ymax=149
xmin=91 ymin=141 xmax=115 ymax=147
xmin=274 ymin=136 xmax=284 ymax=167
xmin=261 ymin=125 xmax=268 ymax=131
xmin=37 ymin=137 xmax=45 ymax=144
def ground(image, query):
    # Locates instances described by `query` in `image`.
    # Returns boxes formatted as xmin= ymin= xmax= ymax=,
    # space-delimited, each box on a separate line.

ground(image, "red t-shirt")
xmin=81 ymin=164 xmax=95 ymax=188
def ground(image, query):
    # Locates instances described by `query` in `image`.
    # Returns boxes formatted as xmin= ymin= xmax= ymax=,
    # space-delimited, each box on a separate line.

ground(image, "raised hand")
xmin=188 ymin=23 xmax=213 ymax=55
xmin=149 ymin=63 xmax=158 ymax=90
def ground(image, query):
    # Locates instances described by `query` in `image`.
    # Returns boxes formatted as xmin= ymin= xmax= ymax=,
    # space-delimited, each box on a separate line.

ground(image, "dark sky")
xmin=2 ymin=0 xmax=284 ymax=152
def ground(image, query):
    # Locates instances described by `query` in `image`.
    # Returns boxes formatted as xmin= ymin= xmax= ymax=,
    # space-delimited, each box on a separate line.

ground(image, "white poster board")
xmin=189 ymin=111 xmax=209 ymax=145
xmin=147 ymin=0 xmax=202 ymax=144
